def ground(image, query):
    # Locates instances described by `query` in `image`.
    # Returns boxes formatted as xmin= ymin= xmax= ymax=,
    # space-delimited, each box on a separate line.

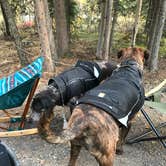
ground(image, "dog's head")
xmin=30 ymin=86 xmax=60 ymax=121
xmin=117 ymin=47 xmax=150 ymax=69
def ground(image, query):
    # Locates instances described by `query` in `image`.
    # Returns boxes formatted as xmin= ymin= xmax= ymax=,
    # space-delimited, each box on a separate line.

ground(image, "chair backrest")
xmin=0 ymin=56 xmax=44 ymax=109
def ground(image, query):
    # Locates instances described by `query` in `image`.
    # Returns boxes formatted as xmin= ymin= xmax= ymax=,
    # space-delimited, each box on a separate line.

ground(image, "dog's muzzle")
xmin=30 ymin=109 xmax=45 ymax=122
xmin=30 ymin=112 xmax=41 ymax=122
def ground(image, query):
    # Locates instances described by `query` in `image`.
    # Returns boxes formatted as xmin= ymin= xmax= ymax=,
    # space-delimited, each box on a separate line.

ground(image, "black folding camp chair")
xmin=0 ymin=141 xmax=19 ymax=166
xmin=127 ymin=80 xmax=166 ymax=148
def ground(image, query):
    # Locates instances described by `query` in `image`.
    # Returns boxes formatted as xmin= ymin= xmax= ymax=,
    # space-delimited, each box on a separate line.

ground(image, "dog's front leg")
xmin=116 ymin=124 xmax=131 ymax=154
xmin=68 ymin=140 xmax=82 ymax=166
xmin=38 ymin=108 xmax=57 ymax=141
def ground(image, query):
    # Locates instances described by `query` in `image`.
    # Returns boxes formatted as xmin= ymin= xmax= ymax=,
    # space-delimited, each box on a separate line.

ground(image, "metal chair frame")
xmin=127 ymin=80 xmax=166 ymax=148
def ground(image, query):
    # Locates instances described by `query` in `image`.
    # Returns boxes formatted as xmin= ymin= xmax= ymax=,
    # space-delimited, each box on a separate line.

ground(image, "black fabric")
xmin=48 ymin=60 xmax=102 ymax=104
xmin=0 ymin=143 xmax=12 ymax=166
xmin=75 ymin=60 xmax=103 ymax=82
xmin=78 ymin=59 xmax=145 ymax=127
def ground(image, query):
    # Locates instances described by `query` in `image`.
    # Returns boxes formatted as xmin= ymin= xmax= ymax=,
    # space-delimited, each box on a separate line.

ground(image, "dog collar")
xmin=121 ymin=59 xmax=143 ymax=71
xmin=119 ymin=59 xmax=143 ymax=78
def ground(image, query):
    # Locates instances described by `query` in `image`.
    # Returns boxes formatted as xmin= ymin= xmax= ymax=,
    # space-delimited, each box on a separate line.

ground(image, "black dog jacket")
xmin=78 ymin=59 xmax=145 ymax=127
xmin=48 ymin=60 xmax=103 ymax=104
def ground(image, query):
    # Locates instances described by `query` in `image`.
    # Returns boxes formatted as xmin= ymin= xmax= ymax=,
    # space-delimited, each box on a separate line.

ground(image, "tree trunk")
xmin=131 ymin=0 xmax=143 ymax=47
xmin=54 ymin=0 xmax=70 ymax=57
xmin=0 ymin=2 xmax=11 ymax=37
xmin=96 ymin=0 xmax=107 ymax=60
xmin=144 ymin=0 xmax=152 ymax=35
xmin=103 ymin=0 xmax=113 ymax=60
xmin=148 ymin=0 xmax=166 ymax=71
xmin=65 ymin=0 xmax=71 ymax=38
xmin=0 ymin=0 xmax=29 ymax=66
xmin=34 ymin=0 xmax=54 ymax=72
xmin=147 ymin=0 xmax=158 ymax=50
xmin=43 ymin=0 xmax=58 ymax=62
xmin=109 ymin=0 xmax=118 ymax=54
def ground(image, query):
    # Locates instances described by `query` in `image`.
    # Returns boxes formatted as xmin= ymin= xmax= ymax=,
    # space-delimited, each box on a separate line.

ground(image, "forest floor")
xmin=0 ymin=34 xmax=166 ymax=166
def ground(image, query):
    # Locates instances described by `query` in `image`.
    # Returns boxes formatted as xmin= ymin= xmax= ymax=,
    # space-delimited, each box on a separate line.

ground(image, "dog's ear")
xmin=144 ymin=50 xmax=150 ymax=61
xmin=117 ymin=49 xmax=124 ymax=59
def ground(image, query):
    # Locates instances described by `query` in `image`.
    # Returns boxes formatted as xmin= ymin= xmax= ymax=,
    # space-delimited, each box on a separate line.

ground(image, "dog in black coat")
xmin=31 ymin=61 xmax=117 ymax=121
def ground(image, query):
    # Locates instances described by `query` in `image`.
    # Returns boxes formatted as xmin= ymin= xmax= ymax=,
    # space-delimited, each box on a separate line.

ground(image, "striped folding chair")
xmin=0 ymin=56 xmax=44 ymax=137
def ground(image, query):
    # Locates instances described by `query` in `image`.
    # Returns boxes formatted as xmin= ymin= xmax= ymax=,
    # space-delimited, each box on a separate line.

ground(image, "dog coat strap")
xmin=48 ymin=61 xmax=102 ymax=104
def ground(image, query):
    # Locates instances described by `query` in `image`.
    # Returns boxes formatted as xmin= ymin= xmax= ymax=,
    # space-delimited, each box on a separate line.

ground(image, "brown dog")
xmin=36 ymin=47 xmax=149 ymax=166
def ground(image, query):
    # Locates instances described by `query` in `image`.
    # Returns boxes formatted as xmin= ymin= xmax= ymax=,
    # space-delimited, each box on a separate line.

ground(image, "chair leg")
xmin=127 ymin=122 xmax=166 ymax=142
xmin=127 ymin=108 xmax=166 ymax=148
xmin=19 ymin=78 xmax=40 ymax=129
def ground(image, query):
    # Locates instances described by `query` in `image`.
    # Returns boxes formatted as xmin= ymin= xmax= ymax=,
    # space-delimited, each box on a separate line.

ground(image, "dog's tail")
xmin=41 ymin=108 xmax=88 ymax=144
xmin=46 ymin=129 xmax=79 ymax=144
xmin=44 ymin=125 xmax=88 ymax=144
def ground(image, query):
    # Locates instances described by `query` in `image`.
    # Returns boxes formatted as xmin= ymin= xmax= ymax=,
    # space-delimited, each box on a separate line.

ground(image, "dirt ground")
xmin=1 ymin=107 xmax=166 ymax=166
xmin=0 ymin=37 xmax=166 ymax=166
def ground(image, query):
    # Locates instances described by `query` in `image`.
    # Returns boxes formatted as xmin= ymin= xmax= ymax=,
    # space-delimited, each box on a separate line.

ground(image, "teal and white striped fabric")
xmin=0 ymin=56 xmax=44 ymax=109
xmin=0 ymin=56 xmax=44 ymax=96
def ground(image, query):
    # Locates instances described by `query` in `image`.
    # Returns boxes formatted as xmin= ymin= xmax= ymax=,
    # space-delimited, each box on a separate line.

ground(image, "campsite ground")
xmin=0 ymin=36 xmax=166 ymax=166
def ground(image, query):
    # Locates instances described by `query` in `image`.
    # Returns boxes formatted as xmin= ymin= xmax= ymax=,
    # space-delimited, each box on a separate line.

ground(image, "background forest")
xmin=0 ymin=0 xmax=165 ymax=73
xmin=0 ymin=1 xmax=165 ymax=166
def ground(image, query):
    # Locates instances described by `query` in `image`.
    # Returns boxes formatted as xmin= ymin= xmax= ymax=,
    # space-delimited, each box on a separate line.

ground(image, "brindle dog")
xmin=32 ymin=48 xmax=149 ymax=166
